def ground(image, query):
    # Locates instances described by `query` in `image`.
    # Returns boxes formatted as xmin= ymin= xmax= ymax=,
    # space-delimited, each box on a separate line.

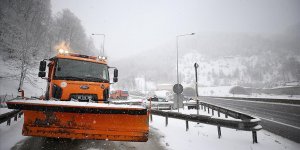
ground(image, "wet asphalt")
xmin=11 ymin=127 xmax=166 ymax=150
xmin=200 ymin=97 xmax=300 ymax=143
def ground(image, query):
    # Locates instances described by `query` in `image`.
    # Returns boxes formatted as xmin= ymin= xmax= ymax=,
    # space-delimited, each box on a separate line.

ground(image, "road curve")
xmin=201 ymin=97 xmax=300 ymax=143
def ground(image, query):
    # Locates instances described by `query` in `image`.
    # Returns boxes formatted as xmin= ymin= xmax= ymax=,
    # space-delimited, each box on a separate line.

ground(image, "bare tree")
xmin=0 ymin=0 xmax=52 ymax=90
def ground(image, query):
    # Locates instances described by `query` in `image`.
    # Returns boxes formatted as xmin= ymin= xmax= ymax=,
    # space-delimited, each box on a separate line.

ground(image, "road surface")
xmin=201 ymin=97 xmax=300 ymax=143
xmin=10 ymin=126 xmax=165 ymax=150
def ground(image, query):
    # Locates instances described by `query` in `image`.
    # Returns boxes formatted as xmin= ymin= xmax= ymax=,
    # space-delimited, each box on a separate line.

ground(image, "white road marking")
xmin=260 ymin=117 xmax=300 ymax=130
xmin=213 ymin=97 xmax=300 ymax=107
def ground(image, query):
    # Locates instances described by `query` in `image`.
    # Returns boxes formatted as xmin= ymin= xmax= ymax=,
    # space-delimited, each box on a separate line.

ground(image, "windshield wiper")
xmin=55 ymin=76 xmax=109 ymax=82
xmin=58 ymin=76 xmax=84 ymax=80
xmin=81 ymin=77 xmax=109 ymax=82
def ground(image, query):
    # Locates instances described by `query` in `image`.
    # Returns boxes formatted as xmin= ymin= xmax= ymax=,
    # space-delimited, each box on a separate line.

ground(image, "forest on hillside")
xmin=0 ymin=0 xmax=95 ymax=90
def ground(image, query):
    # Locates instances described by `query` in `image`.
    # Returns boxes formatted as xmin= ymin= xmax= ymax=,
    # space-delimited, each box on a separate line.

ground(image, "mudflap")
xmin=7 ymin=100 xmax=149 ymax=142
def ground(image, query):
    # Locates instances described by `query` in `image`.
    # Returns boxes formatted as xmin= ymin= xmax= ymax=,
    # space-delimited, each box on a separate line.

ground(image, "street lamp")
xmin=176 ymin=32 xmax=195 ymax=112
xmin=91 ymin=33 xmax=105 ymax=56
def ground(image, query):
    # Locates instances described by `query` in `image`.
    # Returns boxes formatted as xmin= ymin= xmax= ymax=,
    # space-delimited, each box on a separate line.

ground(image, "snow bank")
xmin=198 ymin=86 xmax=234 ymax=96
xmin=0 ymin=108 xmax=11 ymax=115
xmin=153 ymin=90 xmax=172 ymax=98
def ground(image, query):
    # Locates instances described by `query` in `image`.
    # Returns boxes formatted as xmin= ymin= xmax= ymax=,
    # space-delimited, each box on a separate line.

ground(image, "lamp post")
xmin=91 ymin=33 xmax=105 ymax=56
xmin=176 ymin=33 xmax=195 ymax=112
xmin=194 ymin=63 xmax=199 ymax=115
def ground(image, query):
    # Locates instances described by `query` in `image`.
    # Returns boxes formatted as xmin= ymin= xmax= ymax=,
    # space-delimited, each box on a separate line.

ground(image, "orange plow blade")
xmin=7 ymin=100 xmax=149 ymax=142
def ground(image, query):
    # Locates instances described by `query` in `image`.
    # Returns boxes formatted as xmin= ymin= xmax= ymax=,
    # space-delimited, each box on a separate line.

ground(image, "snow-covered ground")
xmin=150 ymin=108 xmax=300 ymax=150
xmin=0 ymin=56 xmax=46 ymax=98
xmin=150 ymin=115 xmax=299 ymax=150
xmin=0 ymin=76 xmax=46 ymax=98
xmin=0 ymin=108 xmax=11 ymax=115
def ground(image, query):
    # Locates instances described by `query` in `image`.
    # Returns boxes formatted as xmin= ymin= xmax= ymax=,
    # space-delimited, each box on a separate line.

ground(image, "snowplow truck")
xmin=6 ymin=50 xmax=149 ymax=142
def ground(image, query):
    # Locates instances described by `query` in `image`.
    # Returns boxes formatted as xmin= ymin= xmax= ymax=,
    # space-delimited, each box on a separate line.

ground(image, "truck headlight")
xmin=60 ymin=82 xmax=67 ymax=88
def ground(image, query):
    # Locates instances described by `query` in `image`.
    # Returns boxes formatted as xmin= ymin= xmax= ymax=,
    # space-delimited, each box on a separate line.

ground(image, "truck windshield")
xmin=54 ymin=58 xmax=109 ymax=82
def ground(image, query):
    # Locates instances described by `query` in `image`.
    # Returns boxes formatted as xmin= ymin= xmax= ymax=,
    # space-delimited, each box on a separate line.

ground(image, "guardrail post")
xmin=201 ymin=105 xmax=203 ymax=110
xmin=208 ymin=108 xmax=210 ymax=114
xmin=186 ymin=120 xmax=189 ymax=131
xmin=204 ymin=106 xmax=206 ymax=111
xmin=196 ymin=100 xmax=199 ymax=115
xmin=225 ymin=113 xmax=228 ymax=118
xmin=212 ymin=109 xmax=214 ymax=116
xmin=14 ymin=114 xmax=17 ymax=121
xmin=217 ymin=125 xmax=221 ymax=138
xmin=165 ymin=115 xmax=168 ymax=127
xmin=7 ymin=118 xmax=11 ymax=126
xmin=150 ymin=114 xmax=153 ymax=122
xmin=252 ymin=131 xmax=258 ymax=143
xmin=218 ymin=110 xmax=220 ymax=117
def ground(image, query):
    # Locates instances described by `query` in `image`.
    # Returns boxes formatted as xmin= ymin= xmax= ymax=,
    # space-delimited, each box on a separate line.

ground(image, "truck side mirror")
xmin=113 ymin=69 xmax=118 ymax=82
xmin=114 ymin=69 xmax=118 ymax=77
xmin=113 ymin=77 xmax=118 ymax=82
xmin=38 ymin=71 xmax=46 ymax=77
xmin=39 ymin=60 xmax=46 ymax=78
xmin=39 ymin=61 xmax=46 ymax=71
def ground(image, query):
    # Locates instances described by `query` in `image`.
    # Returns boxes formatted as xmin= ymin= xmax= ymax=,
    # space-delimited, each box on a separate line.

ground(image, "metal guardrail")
xmin=201 ymin=96 xmax=300 ymax=105
xmin=0 ymin=110 xmax=23 ymax=125
xmin=185 ymin=101 xmax=256 ymax=120
xmin=150 ymin=100 xmax=262 ymax=143
xmin=0 ymin=96 xmax=23 ymax=125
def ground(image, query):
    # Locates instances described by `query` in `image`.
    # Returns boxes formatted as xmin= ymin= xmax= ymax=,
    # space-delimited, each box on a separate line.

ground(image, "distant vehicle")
xmin=110 ymin=90 xmax=129 ymax=99
xmin=146 ymin=96 xmax=174 ymax=110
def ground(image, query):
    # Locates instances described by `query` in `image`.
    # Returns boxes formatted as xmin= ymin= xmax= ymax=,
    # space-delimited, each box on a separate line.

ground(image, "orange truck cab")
xmin=38 ymin=52 xmax=118 ymax=102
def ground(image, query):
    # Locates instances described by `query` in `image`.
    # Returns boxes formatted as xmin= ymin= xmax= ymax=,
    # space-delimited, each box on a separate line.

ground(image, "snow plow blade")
xmin=6 ymin=100 xmax=149 ymax=142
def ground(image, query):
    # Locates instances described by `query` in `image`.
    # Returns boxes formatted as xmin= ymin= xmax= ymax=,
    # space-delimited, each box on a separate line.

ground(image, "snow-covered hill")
xmin=179 ymin=52 xmax=300 ymax=88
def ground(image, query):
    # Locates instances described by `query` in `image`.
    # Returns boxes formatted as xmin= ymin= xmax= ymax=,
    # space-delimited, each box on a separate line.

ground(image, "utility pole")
xmin=194 ymin=63 xmax=199 ymax=115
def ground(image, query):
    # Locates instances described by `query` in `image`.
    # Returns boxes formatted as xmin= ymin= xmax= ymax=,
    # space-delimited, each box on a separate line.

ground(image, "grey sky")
xmin=51 ymin=0 xmax=300 ymax=60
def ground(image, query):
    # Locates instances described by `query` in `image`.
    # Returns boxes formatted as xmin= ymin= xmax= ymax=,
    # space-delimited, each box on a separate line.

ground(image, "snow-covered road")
xmin=9 ymin=127 xmax=165 ymax=150
xmin=0 ymin=117 xmax=165 ymax=150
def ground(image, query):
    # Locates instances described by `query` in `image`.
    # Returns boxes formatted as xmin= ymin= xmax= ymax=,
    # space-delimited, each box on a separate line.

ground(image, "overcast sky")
xmin=51 ymin=0 xmax=300 ymax=60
